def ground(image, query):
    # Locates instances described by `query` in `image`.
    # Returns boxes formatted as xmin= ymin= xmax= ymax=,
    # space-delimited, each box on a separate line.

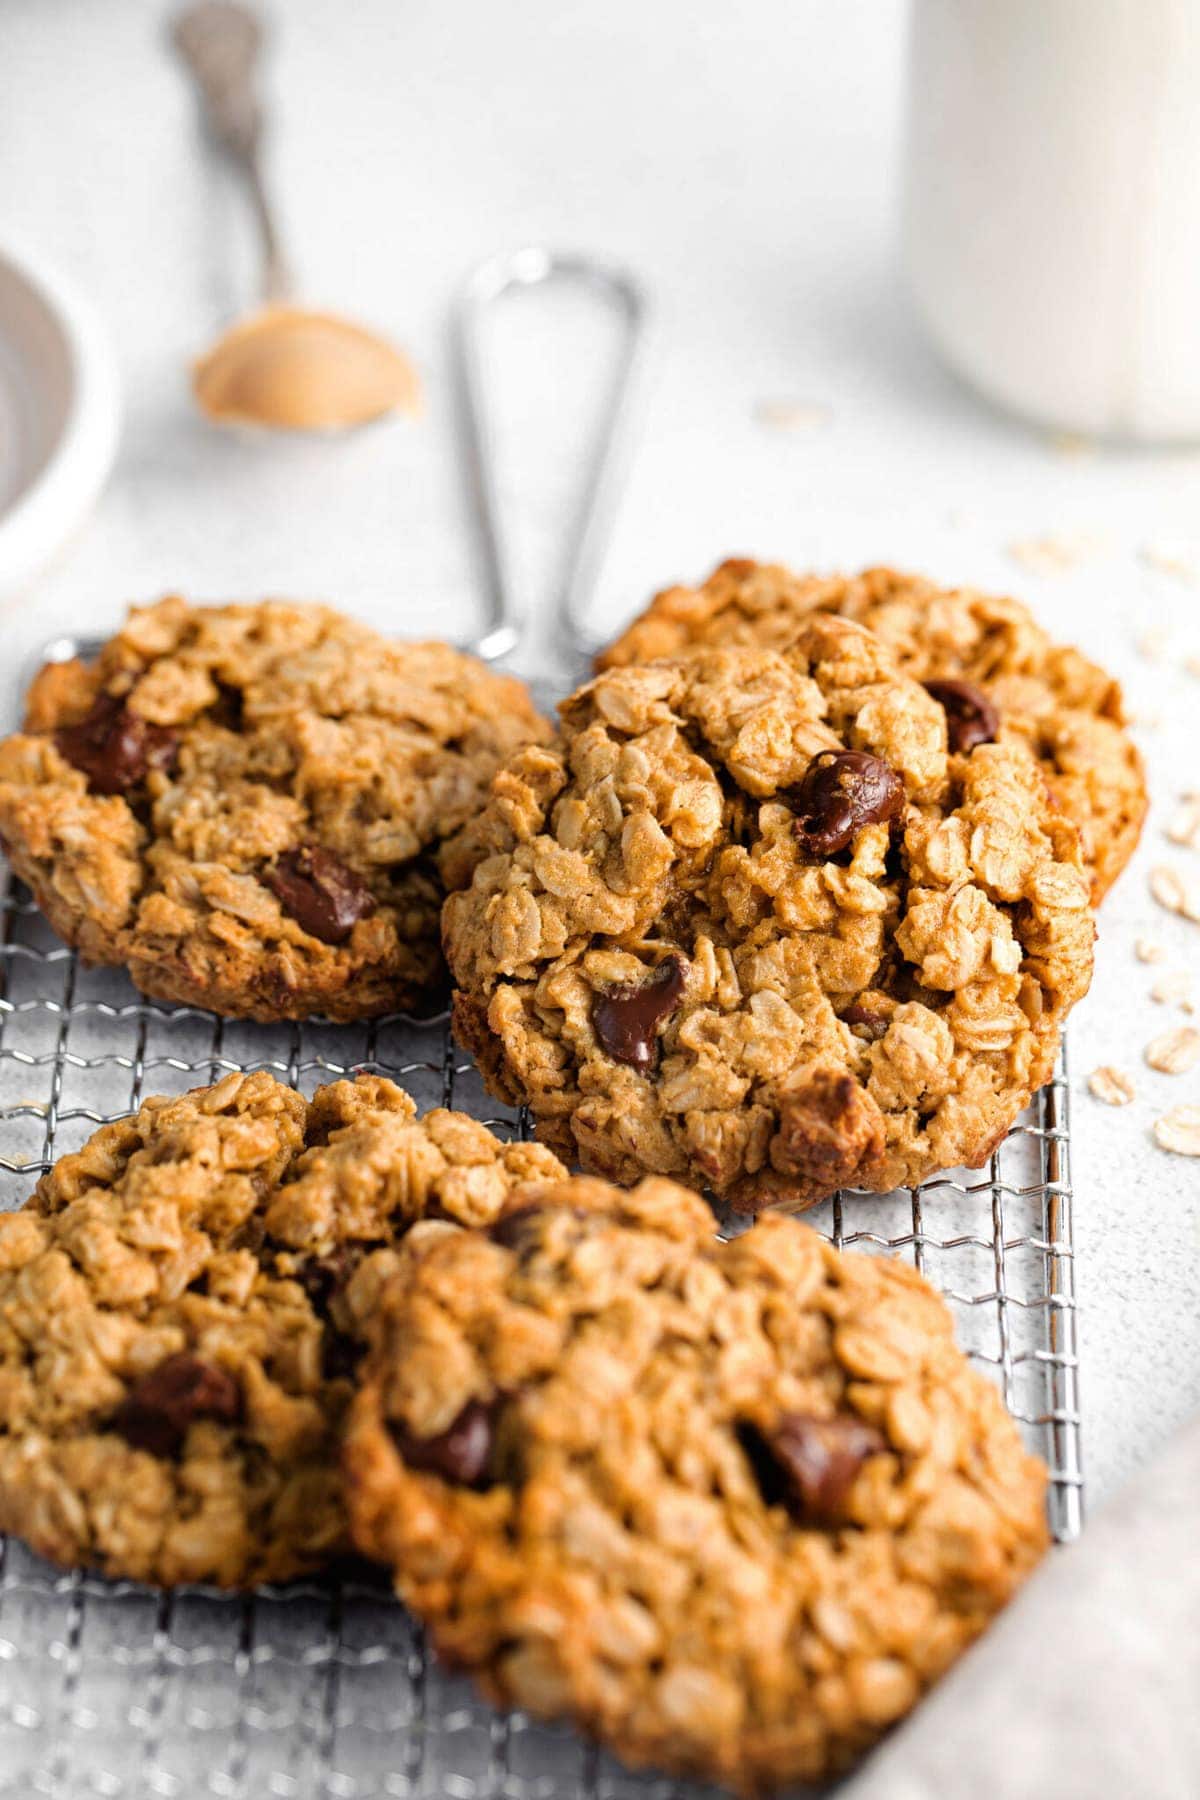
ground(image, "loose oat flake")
xmin=1150 ymin=865 xmax=1200 ymax=922
xmin=1088 ymin=1066 xmax=1135 ymax=1105
xmin=1151 ymin=971 xmax=1194 ymax=1009
xmin=1046 ymin=431 xmax=1097 ymax=460
xmin=1140 ymin=539 xmax=1200 ymax=585
xmin=1153 ymin=1105 xmax=1200 ymax=1156
xmin=1144 ymin=1026 xmax=1200 ymax=1074
xmin=1135 ymin=937 xmax=1166 ymax=963
xmin=1166 ymin=795 xmax=1200 ymax=850
xmin=1007 ymin=531 xmax=1106 ymax=575
xmin=754 ymin=399 xmax=833 ymax=432
xmin=1136 ymin=629 xmax=1168 ymax=662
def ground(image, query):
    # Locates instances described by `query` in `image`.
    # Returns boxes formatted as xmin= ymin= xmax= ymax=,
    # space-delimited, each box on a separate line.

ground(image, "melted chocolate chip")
xmin=56 ymin=694 xmax=179 ymax=796
xmin=264 ymin=845 xmax=375 ymax=945
xmin=743 ymin=1413 xmax=886 ymax=1523
xmin=389 ymin=1397 xmax=497 ymax=1487
xmin=923 ymin=679 xmax=1000 ymax=754
xmin=593 ymin=956 xmax=687 ymax=1073
xmin=788 ymin=750 xmax=906 ymax=860
xmin=111 ymin=1353 xmax=241 ymax=1459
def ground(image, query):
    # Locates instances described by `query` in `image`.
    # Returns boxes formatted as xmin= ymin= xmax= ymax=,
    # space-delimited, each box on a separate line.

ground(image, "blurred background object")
xmin=0 ymin=240 xmax=120 ymax=600
xmin=905 ymin=0 xmax=1200 ymax=441
xmin=175 ymin=1 xmax=420 ymax=430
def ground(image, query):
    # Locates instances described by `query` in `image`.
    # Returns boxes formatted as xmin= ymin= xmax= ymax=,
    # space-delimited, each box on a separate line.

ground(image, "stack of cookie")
xmin=0 ymin=572 xmax=1143 ymax=1792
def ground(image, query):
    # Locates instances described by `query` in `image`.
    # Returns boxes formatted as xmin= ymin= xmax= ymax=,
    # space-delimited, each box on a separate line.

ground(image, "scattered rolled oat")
xmin=1136 ymin=628 xmax=1168 ymax=662
xmin=1153 ymin=1105 xmax=1200 ymax=1156
xmin=1140 ymin=539 xmax=1200 ymax=585
xmin=1150 ymin=865 xmax=1200 ymax=922
xmin=1167 ymin=794 xmax=1200 ymax=850
xmin=1046 ymin=431 xmax=1096 ymax=459
xmin=1135 ymin=937 xmax=1166 ymax=963
xmin=1144 ymin=1026 xmax=1200 ymax=1074
xmin=754 ymin=399 xmax=832 ymax=432
xmin=1007 ymin=532 xmax=1105 ymax=575
xmin=1151 ymin=971 xmax=1194 ymax=1010
xmin=1087 ymin=1066 xmax=1135 ymax=1106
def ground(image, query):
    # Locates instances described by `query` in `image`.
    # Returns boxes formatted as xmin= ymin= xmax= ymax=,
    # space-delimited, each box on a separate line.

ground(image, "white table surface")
xmin=1 ymin=0 xmax=1197 ymax=1510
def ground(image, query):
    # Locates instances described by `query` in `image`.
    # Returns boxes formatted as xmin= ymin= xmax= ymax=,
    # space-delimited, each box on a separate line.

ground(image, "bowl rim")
xmin=0 ymin=237 xmax=121 ymax=597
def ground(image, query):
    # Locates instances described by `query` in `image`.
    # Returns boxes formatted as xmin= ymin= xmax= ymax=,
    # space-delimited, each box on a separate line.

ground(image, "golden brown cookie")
xmin=0 ymin=598 xmax=549 ymax=1020
xmin=598 ymin=561 xmax=1146 ymax=902
xmin=0 ymin=1069 xmax=563 ymax=1588
xmin=344 ymin=1176 xmax=1050 ymax=1793
xmin=443 ymin=616 xmax=1094 ymax=1210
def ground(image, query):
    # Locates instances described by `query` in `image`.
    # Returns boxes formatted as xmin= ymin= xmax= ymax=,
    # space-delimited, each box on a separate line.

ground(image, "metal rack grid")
xmin=0 ymin=859 xmax=1083 ymax=1800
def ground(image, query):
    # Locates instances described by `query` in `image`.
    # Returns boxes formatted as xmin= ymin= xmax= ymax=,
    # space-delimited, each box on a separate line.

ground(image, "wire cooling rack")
xmin=0 ymin=858 xmax=1083 ymax=1800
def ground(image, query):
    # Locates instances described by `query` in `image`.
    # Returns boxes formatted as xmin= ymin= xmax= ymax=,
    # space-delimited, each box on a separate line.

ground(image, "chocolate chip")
xmin=593 ymin=956 xmax=687 ymax=1073
xmin=489 ymin=1202 xmax=591 ymax=1254
xmin=489 ymin=1204 xmax=548 ymax=1250
xmin=923 ymin=679 xmax=1000 ymax=754
xmin=322 ymin=1329 xmax=362 ymax=1382
xmin=264 ymin=845 xmax=375 ymax=945
xmin=389 ymin=1398 xmax=497 ymax=1487
xmin=841 ymin=1003 xmax=888 ymax=1040
xmin=288 ymin=1244 xmax=360 ymax=1314
xmin=110 ymin=1353 xmax=241 ymax=1459
xmin=842 ymin=1003 xmax=885 ymax=1028
xmin=787 ymin=751 xmax=906 ymax=860
xmin=743 ymin=1413 xmax=886 ymax=1523
xmin=56 ymin=694 xmax=179 ymax=796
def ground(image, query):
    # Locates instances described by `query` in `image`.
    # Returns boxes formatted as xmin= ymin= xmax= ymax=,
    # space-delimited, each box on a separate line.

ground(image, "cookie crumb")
xmin=1187 ymin=655 xmax=1200 ymax=682
xmin=1135 ymin=937 xmax=1166 ymax=963
xmin=1144 ymin=1026 xmax=1200 ymax=1074
xmin=1136 ymin=629 xmax=1168 ymax=662
xmin=1150 ymin=865 xmax=1200 ymax=922
xmin=1153 ymin=1105 xmax=1200 ymax=1156
xmin=1088 ymin=1066 xmax=1135 ymax=1106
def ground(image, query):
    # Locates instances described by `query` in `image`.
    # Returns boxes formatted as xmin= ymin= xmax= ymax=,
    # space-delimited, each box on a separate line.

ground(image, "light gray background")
xmin=2 ymin=0 xmax=1197 ymax=1507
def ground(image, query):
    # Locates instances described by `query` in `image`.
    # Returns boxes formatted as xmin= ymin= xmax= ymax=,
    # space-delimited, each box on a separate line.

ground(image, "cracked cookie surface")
xmin=599 ymin=561 xmax=1146 ymax=903
xmin=0 ymin=598 xmax=548 ymax=1020
xmin=344 ymin=1177 xmax=1049 ymax=1794
xmin=444 ymin=616 xmax=1094 ymax=1210
xmin=0 ymin=1069 xmax=563 ymax=1587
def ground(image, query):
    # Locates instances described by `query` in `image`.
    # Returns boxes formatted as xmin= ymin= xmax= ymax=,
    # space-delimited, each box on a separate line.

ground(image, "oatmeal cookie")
xmin=0 ymin=599 xmax=548 ymax=1020
xmin=0 ymin=1068 xmax=563 ymax=1588
xmin=598 ymin=561 xmax=1146 ymax=902
xmin=344 ymin=1177 xmax=1049 ymax=1793
xmin=443 ymin=617 xmax=1094 ymax=1210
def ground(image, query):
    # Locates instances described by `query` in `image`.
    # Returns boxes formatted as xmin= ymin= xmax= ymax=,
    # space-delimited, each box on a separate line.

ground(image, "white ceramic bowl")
xmin=0 ymin=240 xmax=120 ymax=599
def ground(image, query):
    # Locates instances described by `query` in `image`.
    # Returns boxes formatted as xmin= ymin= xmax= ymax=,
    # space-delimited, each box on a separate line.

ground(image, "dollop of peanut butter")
xmin=192 ymin=305 xmax=421 ymax=431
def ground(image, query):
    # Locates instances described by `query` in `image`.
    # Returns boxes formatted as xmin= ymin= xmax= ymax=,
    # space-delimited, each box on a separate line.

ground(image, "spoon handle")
xmin=172 ymin=1 xmax=290 ymax=304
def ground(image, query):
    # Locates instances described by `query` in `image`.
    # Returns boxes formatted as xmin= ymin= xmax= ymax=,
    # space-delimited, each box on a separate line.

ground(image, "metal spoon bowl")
xmin=174 ymin=2 xmax=419 ymax=433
